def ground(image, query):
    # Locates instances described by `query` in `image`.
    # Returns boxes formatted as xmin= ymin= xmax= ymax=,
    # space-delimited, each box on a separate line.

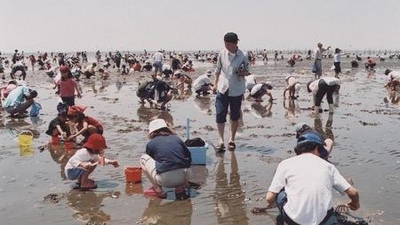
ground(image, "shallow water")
xmin=0 ymin=57 xmax=399 ymax=225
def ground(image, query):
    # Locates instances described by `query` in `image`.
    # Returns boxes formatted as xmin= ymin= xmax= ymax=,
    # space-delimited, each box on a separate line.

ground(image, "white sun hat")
xmin=148 ymin=119 xmax=168 ymax=134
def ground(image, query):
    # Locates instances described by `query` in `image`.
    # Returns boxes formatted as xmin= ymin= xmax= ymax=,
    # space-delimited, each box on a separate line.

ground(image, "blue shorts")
xmin=215 ymin=90 xmax=243 ymax=123
xmin=153 ymin=61 xmax=163 ymax=73
xmin=66 ymin=167 xmax=85 ymax=180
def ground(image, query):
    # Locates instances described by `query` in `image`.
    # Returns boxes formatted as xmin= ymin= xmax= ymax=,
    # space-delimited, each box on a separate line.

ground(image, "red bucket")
xmin=124 ymin=166 xmax=142 ymax=183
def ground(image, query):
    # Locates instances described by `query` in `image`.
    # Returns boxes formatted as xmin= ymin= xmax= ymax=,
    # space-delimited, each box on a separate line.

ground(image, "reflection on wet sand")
xmin=250 ymin=102 xmax=273 ymax=118
xmin=193 ymin=96 xmax=213 ymax=115
xmin=137 ymin=104 xmax=174 ymax=127
xmin=214 ymin=152 xmax=249 ymax=225
xmin=141 ymin=196 xmax=193 ymax=225
xmin=47 ymin=143 xmax=77 ymax=179
xmin=283 ymin=98 xmax=297 ymax=121
xmin=314 ymin=114 xmax=334 ymax=142
xmin=67 ymin=189 xmax=120 ymax=224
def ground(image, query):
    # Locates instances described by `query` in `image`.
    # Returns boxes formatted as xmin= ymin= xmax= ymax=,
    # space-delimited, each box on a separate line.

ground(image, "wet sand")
xmin=0 ymin=56 xmax=399 ymax=225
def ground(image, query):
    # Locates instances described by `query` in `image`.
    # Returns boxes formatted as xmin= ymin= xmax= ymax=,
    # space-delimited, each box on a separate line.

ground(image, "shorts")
xmin=66 ymin=167 xmax=85 ymax=180
xmin=215 ymin=90 xmax=243 ymax=123
xmin=153 ymin=61 xmax=163 ymax=72
xmin=251 ymin=89 xmax=266 ymax=99
xmin=61 ymin=96 xmax=75 ymax=106
xmin=334 ymin=62 xmax=341 ymax=73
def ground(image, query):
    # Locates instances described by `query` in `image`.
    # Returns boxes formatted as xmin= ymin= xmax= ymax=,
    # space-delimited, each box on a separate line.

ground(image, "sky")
xmin=1 ymin=0 xmax=400 ymax=53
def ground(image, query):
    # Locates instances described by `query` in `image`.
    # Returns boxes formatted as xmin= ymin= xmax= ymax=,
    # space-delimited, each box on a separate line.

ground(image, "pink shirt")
xmin=58 ymin=78 xmax=77 ymax=97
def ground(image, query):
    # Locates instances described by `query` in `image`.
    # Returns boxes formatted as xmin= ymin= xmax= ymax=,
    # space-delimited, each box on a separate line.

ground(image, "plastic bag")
xmin=30 ymin=102 xmax=42 ymax=117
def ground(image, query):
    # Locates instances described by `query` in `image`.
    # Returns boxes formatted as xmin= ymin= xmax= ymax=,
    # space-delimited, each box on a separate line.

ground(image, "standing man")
xmin=153 ymin=49 xmax=164 ymax=75
xmin=313 ymin=42 xmax=331 ymax=79
xmin=212 ymin=32 xmax=250 ymax=151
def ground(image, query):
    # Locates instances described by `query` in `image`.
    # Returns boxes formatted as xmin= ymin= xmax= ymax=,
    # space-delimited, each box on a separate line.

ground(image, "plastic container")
xmin=124 ymin=166 xmax=142 ymax=183
xmin=18 ymin=130 xmax=33 ymax=147
xmin=185 ymin=117 xmax=208 ymax=165
xmin=188 ymin=144 xmax=208 ymax=165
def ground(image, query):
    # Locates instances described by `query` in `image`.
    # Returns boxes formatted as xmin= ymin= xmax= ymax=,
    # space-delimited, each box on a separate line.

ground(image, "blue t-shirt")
xmin=146 ymin=135 xmax=191 ymax=174
xmin=2 ymin=86 xmax=29 ymax=108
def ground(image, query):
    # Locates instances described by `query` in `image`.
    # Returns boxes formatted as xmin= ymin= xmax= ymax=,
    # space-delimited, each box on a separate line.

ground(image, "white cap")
xmin=156 ymin=75 xmax=162 ymax=80
xmin=206 ymin=69 xmax=212 ymax=75
xmin=148 ymin=119 xmax=168 ymax=134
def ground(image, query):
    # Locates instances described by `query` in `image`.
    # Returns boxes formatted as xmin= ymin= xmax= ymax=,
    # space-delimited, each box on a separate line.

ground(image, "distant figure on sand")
xmin=140 ymin=119 xmax=191 ymax=198
xmin=212 ymin=32 xmax=250 ymax=151
xmin=364 ymin=57 xmax=376 ymax=70
xmin=64 ymin=134 xmax=119 ymax=190
xmin=333 ymin=48 xmax=344 ymax=78
xmin=313 ymin=42 xmax=331 ymax=79
xmin=148 ymin=75 xmax=173 ymax=111
xmin=250 ymin=82 xmax=273 ymax=102
xmin=10 ymin=61 xmax=27 ymax=80
xmin=307 ymin=77 xmax=340 ymax=115
xmin=83 ymin=63 xmax=97 ymax=79
xmin=153 ymin=49 xmax=164 ymax=75
xmin=193 ymin=69 xmax=213 ymax=96
xmin=55 ymin=65 xmax=82 ymax=106
xmin=173 ymin=70 xmax=192 ymax=95
xmin=283 ymin=75 xmax=300 ymax=99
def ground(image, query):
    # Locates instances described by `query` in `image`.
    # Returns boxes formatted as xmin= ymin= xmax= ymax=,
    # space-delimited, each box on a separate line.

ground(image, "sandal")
xmin=228 ymin=141 xmax=236 ymax=151
xmin=79 ymin=182 xmax=97 ymax=191
xmin=215 ymin=143 xmax=225 ymax=152
xmin=251 ymin=207 xmax=268 ymax=214
xmin=144 ymin=187 xmax=166 ymax=198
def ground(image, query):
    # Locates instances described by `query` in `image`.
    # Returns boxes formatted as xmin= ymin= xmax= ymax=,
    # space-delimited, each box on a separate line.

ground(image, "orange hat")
xmin=67 ymin=105 xmax=87 ymax=116
xmin=84 ymin=134 xmax=107 ymax=151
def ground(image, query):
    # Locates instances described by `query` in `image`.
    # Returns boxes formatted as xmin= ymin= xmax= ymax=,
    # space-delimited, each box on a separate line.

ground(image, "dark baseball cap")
xmin=296 ymin=132 xmax=328 ymax=158
xmin=224 ymin=32 xmax=239 ymax=43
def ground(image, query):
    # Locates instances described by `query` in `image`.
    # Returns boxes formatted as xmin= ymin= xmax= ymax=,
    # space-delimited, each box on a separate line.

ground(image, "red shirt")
xmin=57 ymin=78 xmax=77 ymax=97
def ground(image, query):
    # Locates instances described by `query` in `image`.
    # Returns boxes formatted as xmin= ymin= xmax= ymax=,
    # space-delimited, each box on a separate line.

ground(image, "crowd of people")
xmin=3 ymin=31 xmax=399 ymax=224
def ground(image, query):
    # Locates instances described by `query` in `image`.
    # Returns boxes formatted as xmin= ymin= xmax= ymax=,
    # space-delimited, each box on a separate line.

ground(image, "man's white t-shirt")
xmin=268 ymin=153 xmax=351 ymax=225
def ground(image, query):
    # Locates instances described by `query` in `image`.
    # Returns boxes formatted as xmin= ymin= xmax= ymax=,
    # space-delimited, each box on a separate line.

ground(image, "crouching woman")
xmin=140 ymin=119 xmax=192 ymax=198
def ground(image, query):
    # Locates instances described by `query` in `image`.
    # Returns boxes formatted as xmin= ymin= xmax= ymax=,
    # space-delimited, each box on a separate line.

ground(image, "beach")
xmin=0 ymin=54 xmax=399 ymax=225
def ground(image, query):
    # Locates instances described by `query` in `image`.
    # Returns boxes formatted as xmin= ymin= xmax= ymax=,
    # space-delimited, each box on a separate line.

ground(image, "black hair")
xmin=295 ymin=124 xmax=313 ymax=138
xmin=29 ymin=90 xmax=38 ymax=98
xmin=294 ymin=142 xmax=320 ymax=155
